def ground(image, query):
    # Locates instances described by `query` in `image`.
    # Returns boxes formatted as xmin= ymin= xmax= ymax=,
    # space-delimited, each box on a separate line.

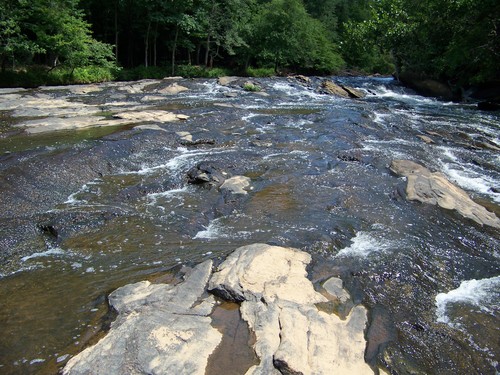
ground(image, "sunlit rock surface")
xmin=63 ymin=261 xmax=221 ymax=375
xmin=209 ymin=243 xmax=372 ymax=375
xmin=390 ymin=159 xmax=500 ymax=228
xmin=64 ymin=244 xmax=372 ymax=375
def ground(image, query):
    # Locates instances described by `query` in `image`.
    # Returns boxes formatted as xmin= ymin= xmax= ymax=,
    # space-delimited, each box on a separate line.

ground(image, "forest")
xmin=1 ymin=0 xmax=499 ymax=89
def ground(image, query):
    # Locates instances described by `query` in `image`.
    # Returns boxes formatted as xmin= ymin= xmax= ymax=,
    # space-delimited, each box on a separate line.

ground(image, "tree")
xmin=250 ymin=0 xmax=344 ymax=73
xmin=0 ymin=0 xmax=41 ymax=71
xmin=345 ymin=0 xmax=500 ymax=85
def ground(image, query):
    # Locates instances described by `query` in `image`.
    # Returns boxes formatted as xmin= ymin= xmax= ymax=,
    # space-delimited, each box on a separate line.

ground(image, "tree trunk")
xmin=145 ymin=20 xmax=151 ymax=67
xmin=204 ymin=34 xmax=210 ymax=67
xmin=171 ymin=26 xmax=179 ymax=76
xmin=114 ymin=0 xmax=119 ymax=61
xmin=153 ymin=23 xmax=158 ymax=66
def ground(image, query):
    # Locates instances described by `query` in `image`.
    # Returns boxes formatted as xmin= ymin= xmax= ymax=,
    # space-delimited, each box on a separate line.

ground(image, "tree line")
xmin=1 ymin=0 xmax=498 ymax=86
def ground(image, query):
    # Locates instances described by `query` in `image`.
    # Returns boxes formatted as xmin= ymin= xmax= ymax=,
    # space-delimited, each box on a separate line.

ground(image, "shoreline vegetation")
xmin=1 ymin=0 xmax=498 ymax=98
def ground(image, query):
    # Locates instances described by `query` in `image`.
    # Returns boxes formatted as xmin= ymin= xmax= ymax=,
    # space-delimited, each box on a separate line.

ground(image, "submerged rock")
xmin=64 ymin=244 xmax=373 ymax=375
xmin=390 ymin=159 xmax=500 ymax=228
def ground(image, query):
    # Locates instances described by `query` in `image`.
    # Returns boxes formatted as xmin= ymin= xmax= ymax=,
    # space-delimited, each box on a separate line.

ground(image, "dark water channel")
xmin=0 ymin=77 xmax=499 ymax=374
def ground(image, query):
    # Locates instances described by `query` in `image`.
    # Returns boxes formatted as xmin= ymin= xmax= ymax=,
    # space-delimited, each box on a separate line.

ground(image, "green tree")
xmin=0 ymin=0 xmax=41 ymax=71
xmin=251 ymin=0 xmax=344 ymax=73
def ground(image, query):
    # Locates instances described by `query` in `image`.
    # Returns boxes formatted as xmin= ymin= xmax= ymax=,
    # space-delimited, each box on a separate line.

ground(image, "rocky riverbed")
xmin=0 ymin=76 xmax=499 ymax=374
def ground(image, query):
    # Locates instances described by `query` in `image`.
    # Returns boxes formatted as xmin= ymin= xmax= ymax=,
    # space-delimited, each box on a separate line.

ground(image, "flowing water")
xmin=0 ymin=77 xmax=499 ymax=374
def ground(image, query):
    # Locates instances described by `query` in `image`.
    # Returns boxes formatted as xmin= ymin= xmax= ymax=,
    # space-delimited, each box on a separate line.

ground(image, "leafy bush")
xmin=243 ymin=82 xmax=261 ymax=92
xmin=246 ymin=67 xmax=275 ymax=77
xmin=174 ymin=65 xmax=231 ymax=78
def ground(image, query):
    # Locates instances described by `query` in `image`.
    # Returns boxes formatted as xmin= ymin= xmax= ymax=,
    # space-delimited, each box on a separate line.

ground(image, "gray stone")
xmin=390 ymin=159 xmax=500 ymax=228
xmin=323 ymin=277 xmax=351 ymax=303
xmin=220 ymin=176 xmax=251 ymax=195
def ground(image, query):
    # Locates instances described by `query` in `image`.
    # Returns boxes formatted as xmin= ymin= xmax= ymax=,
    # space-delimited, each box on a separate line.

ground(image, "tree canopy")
xmin=1 ymin=0 xmax=499 ymax=87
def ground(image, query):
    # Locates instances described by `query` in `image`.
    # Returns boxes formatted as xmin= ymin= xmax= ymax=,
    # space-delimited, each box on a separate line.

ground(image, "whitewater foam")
xmin=335 ymin=228 xmax=395 ymax=258
xmin=21 ymin=247 xmax=66 ymax=262
xmin=435 ymin=276 xmax=500 ymax=325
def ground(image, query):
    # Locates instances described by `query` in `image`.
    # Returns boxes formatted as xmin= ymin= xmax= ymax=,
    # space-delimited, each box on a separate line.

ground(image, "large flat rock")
xmin=64 ymin=244 xmax=373 ymax=375
xmin=209 ymin=243 xmax=373 ymax=375
xmin=63 ymin=261 xmax=222 ymax=375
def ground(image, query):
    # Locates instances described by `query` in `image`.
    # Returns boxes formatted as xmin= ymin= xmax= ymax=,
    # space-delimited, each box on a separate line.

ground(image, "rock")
xmin=477 ymin=101 xmax=500 ymax=111
xmin=341 ymin=85 xmax=366 ymax=99
xmin=157 ymin=83 xmax=189 ymax=95
xmin=293 ymin=75 xmax=311 ymax=85
xmin=323 ymin=277 xmax=351 ymax=303
xmin=209 ymin=243 xmax=372 ymax=375
xmin=187 ymin=162 xmax=226 ymax=187
xmin=416 ymin=134 xmax=435 ymax=144
xmin=398 ymin=72 xmax=456 ymax=100
xmin=179 ymin=138 xmax=216 ymax=146
xmin=134 ymin=124 xmax=166 ymax=131
xmin=218 ymin=76 xmax=239 ymax=86
xmin=113 ymin=110 xmax=189 ymax=123
xmin=63 ymin=261 xmax=222 ymax=375
xmin=390 ymin=160 xmax=500 ymax=228
xmin=176 ymin=131 xmax=193 ymax=141
xmin=321 ymin=80 xmax=350 ymax=98
xmin=320 ymin=80 xmax=365 ymax=99
xmin=220 ymin=176 xmax=251 ymax=195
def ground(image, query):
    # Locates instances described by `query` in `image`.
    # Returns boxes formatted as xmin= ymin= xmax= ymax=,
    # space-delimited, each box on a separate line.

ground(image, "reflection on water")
xmin=0 ymin=76 xmax=499 ymax=374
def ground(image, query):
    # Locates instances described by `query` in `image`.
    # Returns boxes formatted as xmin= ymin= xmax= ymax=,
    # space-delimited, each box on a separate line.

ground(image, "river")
xmin=0 ymin=76 xmax=498 ymax=374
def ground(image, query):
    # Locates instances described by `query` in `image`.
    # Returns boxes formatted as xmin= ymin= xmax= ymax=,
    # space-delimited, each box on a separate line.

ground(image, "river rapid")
xmin=0 ymin=76 xmax=499 ymax=374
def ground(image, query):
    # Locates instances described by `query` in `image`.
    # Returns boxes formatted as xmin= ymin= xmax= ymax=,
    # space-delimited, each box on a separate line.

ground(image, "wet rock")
xmin=416 ymin=135 xmax=435 ymax=144
xmin=390 ymin=159 xmax=500 ymax=228
xmin=187 ymin=162 xmax=226 ymax=187
xmin=220 ymin=176 xmax=251 ymax=195
xmin=157 ymin=82 xmax=189 ymax=95
xmin=323 ymin=277 xmax=351 ymax=303
xmin=218 ymin=76 xmax=239 ymax=86
xmin=176 ymin=131 xmax=192 ymax=141
xmin=320 ymin=80 xmax=365 ymax=99
xmin=113 ymin=110 xmax=189 ymax=123
xmin=293 ymin=75 xmax=312 ymax=85
xmin=63 ymin=261 xmax=222 ymax=375
xmin=179 ymin=138 xmax=216 ymax=146
xmin=209 ymin=244 xmax=372 ymax=375
xmin=134 ymin=124 xmax=166 ymax=131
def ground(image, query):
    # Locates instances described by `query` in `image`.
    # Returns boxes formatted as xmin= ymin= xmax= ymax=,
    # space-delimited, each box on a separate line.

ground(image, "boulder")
xmin=209 ymin=243 xmax=373 ymax=375
xmin=320 ymin=80 xmax=365 ymax=99
xmin=218 ymin=76 xmax=239 ymax=86
xmin=186 ymin=162 xmax=226 ymax=187
xmin=63 ymin=261 xmax=222 ymax=375
xmin=157 ymin=83 xmax=189 ymax=95
xmin=398 ymin=72 xmax=456 ymax=100
xmin=390 ymin=160 xmax=500 ymax=228
xmin=220 ymin=176 xmax=251 ymax=195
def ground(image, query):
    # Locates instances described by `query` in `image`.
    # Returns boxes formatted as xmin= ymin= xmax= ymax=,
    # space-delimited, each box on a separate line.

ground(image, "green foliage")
xmin=0 ymin=65 xmax=119 ymax=87
xmin=243 ymin=82 xmax=261 ymax=91
xmin=175 ymin=65 xmax=231 ymax=78
xmin=250 ymin=0 xmax=344 ymax=74
xmin=345 ymin=0 xmax=500 ymax=85
xmin=245 ymin=66 xmax=275 ymax=77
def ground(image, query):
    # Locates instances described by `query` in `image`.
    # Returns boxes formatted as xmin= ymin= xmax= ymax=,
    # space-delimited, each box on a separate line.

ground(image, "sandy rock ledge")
xmin=63 ymin=244 xmax=373 ymax=375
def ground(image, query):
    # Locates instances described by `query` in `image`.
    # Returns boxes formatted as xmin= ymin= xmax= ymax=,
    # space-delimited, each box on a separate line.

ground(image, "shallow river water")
xmin=0 ymin=76 xmax=499 ymax=374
